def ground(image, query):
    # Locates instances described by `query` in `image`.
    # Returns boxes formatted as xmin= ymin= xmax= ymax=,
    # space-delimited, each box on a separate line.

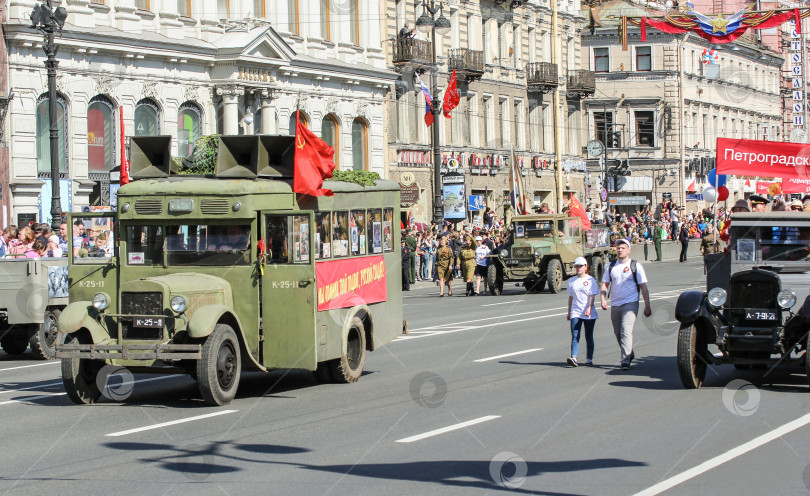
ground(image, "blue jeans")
xmin=570 ymin=318 xmax=596 ymax=360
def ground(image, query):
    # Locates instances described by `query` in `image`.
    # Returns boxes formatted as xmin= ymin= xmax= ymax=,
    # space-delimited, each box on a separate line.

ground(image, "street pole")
xmin=45 ymin=0 xmax=60 ymax=232
xmin=430 ymin=21 xmax=442 ymax=224
xmin=551 ymin=0 xmax=563 ymax=212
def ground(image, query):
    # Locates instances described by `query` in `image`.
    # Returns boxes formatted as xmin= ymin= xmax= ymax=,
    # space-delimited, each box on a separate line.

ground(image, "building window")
xmin=514 ymin=100 xmax=524 ymax=149
xmin=289 ymin=111 xmax=309 ymax=135
xmin=254 ymin=0 xmax=264 ymax=17
xmin=134 ymin=99 xmax=160 ymax=136
xmin=320 ymin=0 xmax=330 ymax=39
xmin=636 ymin=46 xmax=652 ymax=71
xmin=351 ymin=118 xmax=367 ymax=171
xmin=593 ymin=47 xmax=609 ymax=73
xmin=635 ymin=110 xmax=655 ymax=146
xmin=349 ymin=0 xmax=359 ymax=44
xmin=136 ymin=0 xmax=150 ymax=10
xmin=36 ymin=95 xmax=68 ymax=175
xmin=177 ymin=102 xmax=202 ymax=158
xmin=87 ymin=96 xmax=116 ymax=173
xmin=289 ymin=0 xmax=299 ymax=35
xmin=593 ymin=111 xmax=613 ymax=146
xmin=217 ymin=0 xmax=230 ymax=19
xmin=321 ymin=114 xmax=339 ymax=165
xmin=177 ymin=0 xmax=190 ymax=16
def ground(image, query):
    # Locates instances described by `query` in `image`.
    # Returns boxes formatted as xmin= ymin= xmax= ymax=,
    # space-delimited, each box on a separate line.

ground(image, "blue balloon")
xmin=708 ymin=168 xmax=727 ymax=188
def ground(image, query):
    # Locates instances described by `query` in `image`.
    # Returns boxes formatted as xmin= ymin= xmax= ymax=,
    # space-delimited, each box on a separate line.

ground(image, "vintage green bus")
xmin=56 ymin=136 xmax=403 ymax=405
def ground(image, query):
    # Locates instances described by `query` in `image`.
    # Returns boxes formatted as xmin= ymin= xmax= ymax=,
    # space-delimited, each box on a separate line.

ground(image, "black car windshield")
xmin=125 ymin=224 xmax=251 ymax=266
xmin=760 ymin=225 xmax=810 ymax=261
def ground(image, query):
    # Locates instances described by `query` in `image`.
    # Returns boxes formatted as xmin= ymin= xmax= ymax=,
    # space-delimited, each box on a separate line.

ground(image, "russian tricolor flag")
xmin=416 ymin=74 xmax=434 ymax=127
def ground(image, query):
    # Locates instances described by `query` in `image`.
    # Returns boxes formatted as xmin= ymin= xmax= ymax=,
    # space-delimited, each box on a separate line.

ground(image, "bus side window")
xmin=383 ymin=208 xmax=394 ymax=252
xmin=265 ymin=215 xmax=289 ymax=264
xmin=292 ymin=215 xmax=310 ymax=263
xmin=315 ymin=212 xmax=331 ymax=259
xmin=351 ymin=210 xmax=366 ymax=256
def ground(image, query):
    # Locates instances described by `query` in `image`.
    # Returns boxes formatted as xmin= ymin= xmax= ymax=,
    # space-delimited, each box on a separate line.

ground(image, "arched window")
xmin=289 ymin=111 xmax=309 ymax=135
xmin=36 ymin=94 xmax=68 ymax=175
xmin=87 ymin=96 xmax=116 ymax=173
xmin=351 ymin=118 xmax=367 ymax=171
xmin=177 ymin=102 xmax=202 ymax=157
xmin=321 ymin=114 xmax=339 ymax=165
xmin=134 ymin=98 xmax=160 ymax=136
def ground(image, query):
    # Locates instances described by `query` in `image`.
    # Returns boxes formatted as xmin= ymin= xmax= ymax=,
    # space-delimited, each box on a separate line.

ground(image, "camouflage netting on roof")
xmin=174 ymin=134 xmax=220 ymax=175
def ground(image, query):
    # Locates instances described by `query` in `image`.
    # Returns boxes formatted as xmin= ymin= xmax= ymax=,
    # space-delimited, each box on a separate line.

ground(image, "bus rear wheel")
xmin=329 ymin=317 xmax=366 ymax=383
xmin=197 ymin=324 xmax=241 ymax=406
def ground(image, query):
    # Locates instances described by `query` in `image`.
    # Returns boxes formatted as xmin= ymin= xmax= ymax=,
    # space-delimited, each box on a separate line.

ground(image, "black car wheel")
xmin=487 ymin=264 xmax=503 ymax=296
xmin=677 ymin=322 xmax=708 ymax=389
xmin=197 ymin=324 xmax=241 ymax=406
xmin=62 ymin=357 xmax=104 ymax=404
xmin=0 ymin=330 xmax=29 ymax=355
xmin=546 ymin=259 xmax=562 ymax=294
xmin=30 ymin=310 xmax=62 ymax=360
xmin=328 ymin=317 xmax=366 ymax=383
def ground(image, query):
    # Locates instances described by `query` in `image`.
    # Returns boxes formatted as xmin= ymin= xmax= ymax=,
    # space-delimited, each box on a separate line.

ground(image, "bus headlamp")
xmin=92 ymin=292 xmax=110 ymax=311
xmin=171 ymin=295 xmax=188 ymax=314
xmin=707 ymin=287 xmax=727 ymax=308
xmin=777 ymin=290 xmax=797 ymax=310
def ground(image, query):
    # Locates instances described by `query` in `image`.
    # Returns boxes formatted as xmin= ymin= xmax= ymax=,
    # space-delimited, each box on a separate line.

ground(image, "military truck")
xmin=486 ymin=214 xmax=610 ymax=295
xmin=0 ymin=257 xmax=68 ymax=359
xmin=56 ymin=135 xmax=403 ymax=406
xmin=675 ymin=211 xmax=810 ymax=388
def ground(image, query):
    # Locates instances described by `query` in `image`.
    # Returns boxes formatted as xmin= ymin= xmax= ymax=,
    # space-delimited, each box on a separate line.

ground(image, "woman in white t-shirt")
xmin=566 ymin=257 xmax=599 ymax=367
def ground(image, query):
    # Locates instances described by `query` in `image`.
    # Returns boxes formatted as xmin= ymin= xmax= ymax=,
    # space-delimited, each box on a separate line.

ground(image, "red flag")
xmin=442 ymin=69 xmax=460 ymax=118
xmin=293 ymin=111 xmax=336 ymax=197
xmin=640 ymin=17 xmax=647 ymax=42
xmin=796 ymin=9 xmax=802 ymax=35
xmin=687 ymin=178 xmax=696 ymax=191
xmin=120 ymin=106 xmax=130 ymax=185
xmin=745 ymin=178 xmax=751 ymax=187
xmin=568 ymin=195 xmax=591 ymax=230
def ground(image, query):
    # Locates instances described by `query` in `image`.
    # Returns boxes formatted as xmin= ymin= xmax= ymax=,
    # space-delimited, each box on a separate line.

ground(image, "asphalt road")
xmin=1 ymin=259 xmax=810 ymax=495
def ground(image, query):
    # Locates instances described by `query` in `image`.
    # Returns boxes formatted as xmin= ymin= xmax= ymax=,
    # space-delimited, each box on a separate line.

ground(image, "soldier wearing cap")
xmin=749 ymin=195 xmax=769 ymax=212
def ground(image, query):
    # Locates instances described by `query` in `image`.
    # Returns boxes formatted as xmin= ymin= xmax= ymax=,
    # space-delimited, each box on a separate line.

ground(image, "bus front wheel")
xmin=197 ymin=324 xmax=241 ymax=406
xmin=329 ymin=317 xmax=366 ymax=383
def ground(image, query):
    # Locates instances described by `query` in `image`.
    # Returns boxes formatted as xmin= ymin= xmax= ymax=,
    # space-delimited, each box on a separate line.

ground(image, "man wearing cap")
xmin=473 ymin=235 xmax=491 ymax=295
xmin=600 ymin=239 xmax=652 ymax=370
xmin=749 ymin=195 xmax=769 ymax=212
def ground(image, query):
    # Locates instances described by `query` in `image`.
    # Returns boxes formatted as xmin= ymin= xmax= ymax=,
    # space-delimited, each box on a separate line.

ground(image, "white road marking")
xmin=0 ymin=392 xmax=66 ymax=406
xmin=106 ymin=410 xmax=238 ymax=437
xmin=395 ymin=415 xmax=501 ymax=443
xmin=0 ymin=381 xmax=62 ymax=395
xmin=474 ymin=348 xmax=543 ymax=362
xmin=633 ymin=412 xmax=810 ymax=496
xmin=481 ymin=300 xmax=525 ymax=307
xmin=0 ymin=362 xmax=60 ymax=373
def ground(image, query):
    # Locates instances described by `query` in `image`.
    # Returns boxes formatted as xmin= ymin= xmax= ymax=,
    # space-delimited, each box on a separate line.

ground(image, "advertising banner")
xmin=442 ymin=184 xmax=467 ymax=219
xmin=755 ymin=181 xmax=780 ymax=195
xmin=782 ymin=177 xmax=810 ymax=194
xmin=717 ymin=138 xmax=810 ymax=179
xmin=315 ymin=255 xmax=387 ymax=312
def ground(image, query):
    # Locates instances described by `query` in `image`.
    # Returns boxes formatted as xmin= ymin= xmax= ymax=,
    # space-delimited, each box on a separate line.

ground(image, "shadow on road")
xmin=103 ymin=439 xmax=646 ymax=494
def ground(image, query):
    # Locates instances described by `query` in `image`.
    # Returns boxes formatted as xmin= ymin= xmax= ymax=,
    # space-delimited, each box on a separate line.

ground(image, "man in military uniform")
xmin=653 ymin=222 xmax=663 ymax=262
xmin=401 ymin=238 xmax=412 ymax=291
xmin=405 ymin=229 xmax=417 ymax=284
xmin=700 ymin=224 xmax=719 ymax=272
xmin=749 ymin=195 xmax=769 ymax=212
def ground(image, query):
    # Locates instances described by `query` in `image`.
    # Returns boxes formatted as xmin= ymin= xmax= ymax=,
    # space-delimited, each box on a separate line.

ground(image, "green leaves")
xmin=175 ymin=134 xmax=221 ymax=175
xmin=329 ymin=170 xmax=381 ymax=187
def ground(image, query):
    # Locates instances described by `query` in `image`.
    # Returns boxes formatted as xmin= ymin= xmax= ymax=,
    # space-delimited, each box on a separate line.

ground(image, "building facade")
xmin=385 ymin=0 xmax=593 ymax=226
xmin=582 ymin=1 xmax=784 ymax=214
xmin=2 ymin=0 xmax=396 ymax=227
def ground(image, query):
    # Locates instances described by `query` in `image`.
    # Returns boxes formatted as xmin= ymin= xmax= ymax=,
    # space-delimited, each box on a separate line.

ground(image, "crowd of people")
xmin=0 ymin=220 xmax=112 ymax=259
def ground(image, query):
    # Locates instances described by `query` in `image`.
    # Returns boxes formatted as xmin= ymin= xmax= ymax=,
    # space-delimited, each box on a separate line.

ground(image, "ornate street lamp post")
xmin=415 ymin=0 xmax=451 ymax=224
xmin=30 ymin=1 xmax=67 ymax=231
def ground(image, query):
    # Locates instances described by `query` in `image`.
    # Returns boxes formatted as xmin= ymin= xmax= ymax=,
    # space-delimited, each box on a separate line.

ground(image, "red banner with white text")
xmin=755 ymin=181 xmax=780 ymax=195
xmin=716 ymin=138 xmax=810 ymax=179
xmin=315 ymin=255 xmax=387 ymax=312
xmin=782 ymin=177 xmax=810 ymax=194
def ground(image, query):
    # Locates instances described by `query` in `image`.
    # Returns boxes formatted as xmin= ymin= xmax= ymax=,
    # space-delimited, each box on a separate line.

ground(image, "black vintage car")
xmin=675 ymin=212 xmax=810 ymax=388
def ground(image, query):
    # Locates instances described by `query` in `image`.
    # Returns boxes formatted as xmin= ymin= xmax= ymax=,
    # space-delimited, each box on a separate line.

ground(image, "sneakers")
xmin=620 ymin=362 xmax=630 ymax=370
xmin=567 ymin=357 xmax=578 ymax=367
xmin=585 ymin=360 xmax=593 ymax=367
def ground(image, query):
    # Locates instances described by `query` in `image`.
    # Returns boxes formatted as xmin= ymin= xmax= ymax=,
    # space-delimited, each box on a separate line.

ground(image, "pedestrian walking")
xmin=401 ymin=239 xmax=411 ymax=291
xmin=435 ymin=237 xmax=454 ymax=297
xmin=458 ymin=235 xmax=477 ymax=296
xmin=600 ymin=239 xmax=652 ymax=370
xmin=474 ymin=235 xmax=491 ymax=295
xmin=566 ymin=257 xmax=599 ymax=367
xmin=678 ymin=224 xmax=689 ymax=262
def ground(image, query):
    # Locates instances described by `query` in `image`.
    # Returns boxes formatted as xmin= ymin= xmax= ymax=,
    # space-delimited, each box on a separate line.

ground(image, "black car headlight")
xmin=707 ymin=287 xmax=727 ymax=308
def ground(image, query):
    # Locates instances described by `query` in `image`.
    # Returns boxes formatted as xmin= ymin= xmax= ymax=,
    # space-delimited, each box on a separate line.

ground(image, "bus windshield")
xmin=515 ymin=221 xmax=554 ymax=238
xmin=125 ymin=224 xmax=251 ymax=266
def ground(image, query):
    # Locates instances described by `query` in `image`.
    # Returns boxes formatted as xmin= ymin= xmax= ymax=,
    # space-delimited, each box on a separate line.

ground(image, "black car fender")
xmin=675 ymin=291 xmax=722 ymax=339
xmin=796 ymin=295 xmax=810 ymax=324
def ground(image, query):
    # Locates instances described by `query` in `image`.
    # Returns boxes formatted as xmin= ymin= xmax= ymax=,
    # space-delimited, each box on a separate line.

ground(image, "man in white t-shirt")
xmin=600 ymin=239 xmax=652 ymax=370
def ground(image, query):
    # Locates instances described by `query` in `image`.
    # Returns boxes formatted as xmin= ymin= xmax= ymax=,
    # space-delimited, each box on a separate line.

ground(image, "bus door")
xmin=260 ymin=211 xmax=316 ymax=370
xmin=67 ymin=212 xmax=119 ymax=314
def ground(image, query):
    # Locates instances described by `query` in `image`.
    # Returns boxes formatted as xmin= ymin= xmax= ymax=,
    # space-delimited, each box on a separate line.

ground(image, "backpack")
xmin=607 ymin=259 xmax=640 ymax=295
